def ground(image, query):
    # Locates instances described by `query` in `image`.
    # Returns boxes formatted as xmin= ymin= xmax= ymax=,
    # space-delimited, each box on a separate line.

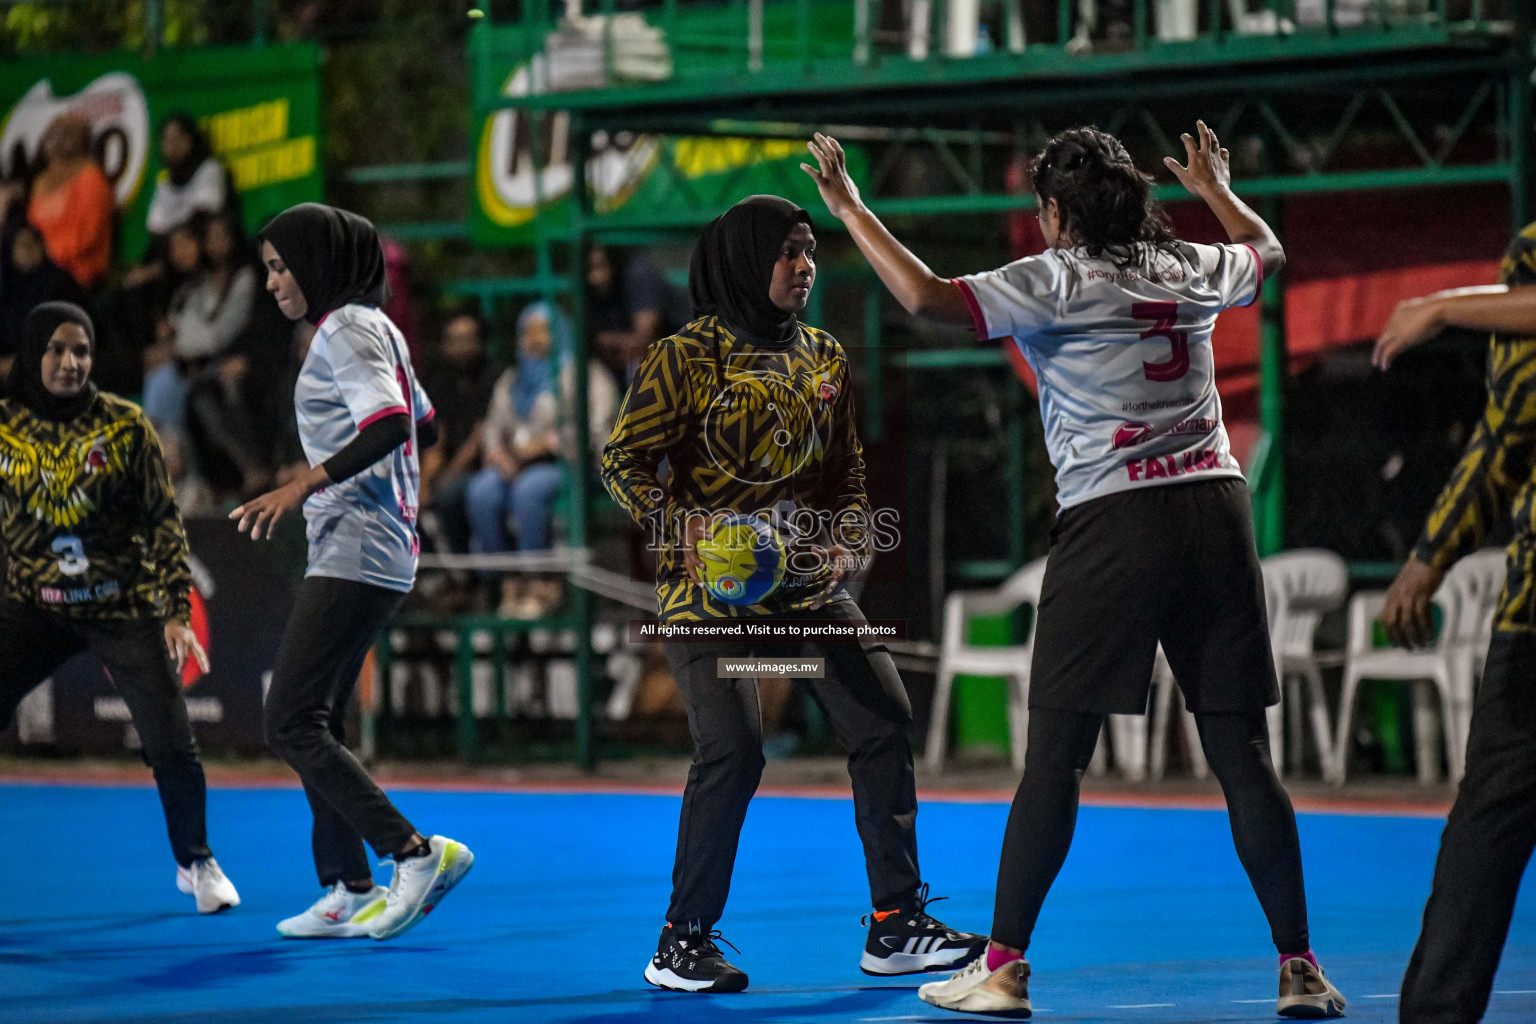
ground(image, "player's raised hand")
xmin=1373 ymin=296 xmax=1444 ymax=370
xmin=1164 ymin=120 xmax=1231 ymax=198
xmin=801 ymin=133 xmax=864 ymax=221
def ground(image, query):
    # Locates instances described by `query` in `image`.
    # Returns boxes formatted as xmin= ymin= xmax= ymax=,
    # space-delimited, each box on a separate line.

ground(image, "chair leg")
xmin=1149 ymin=671 xmax=1175 ymax=781
xmin=1304 ymin=665 xmax=1333 ymax=779
xmin=1181 ymin=706 xmax=1209 ymax=780
xmin=1109 ymin=714 xmax=1147 ymax=782
xmin=1287 ymin=674 xmax=1306 ymax=774
xmin=1435 ymin=668 xmax=1465 ymax=785
xmin=1007 ymin=673 xmax=1030 ymax=773
xmin=1411 ymin=679 xmax=1441 ymax=786
xmin=925 ymin=666 xmax=957 ymax=772
xmin=1266 ymin=698 xmax=1285 ymax=775
xmin=1088 ymin=721 xmax=1109 ymax=777
xmin=1330 ymin=668 xmax=1363 ymax=786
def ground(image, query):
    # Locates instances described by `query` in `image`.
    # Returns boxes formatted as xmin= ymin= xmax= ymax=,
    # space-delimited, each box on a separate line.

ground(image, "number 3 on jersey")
xmin=53 ymin=535 xmax=89 ymax=577
xmin=1133 ymin=302 xmax=1189 ymax=382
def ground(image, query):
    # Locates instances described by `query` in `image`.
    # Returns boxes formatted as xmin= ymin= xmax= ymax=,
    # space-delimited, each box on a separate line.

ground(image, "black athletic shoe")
xmin=643 ymin=922 xmax=749 ymax=993
xmin=860 ymin=883 xmax=988 ymax=976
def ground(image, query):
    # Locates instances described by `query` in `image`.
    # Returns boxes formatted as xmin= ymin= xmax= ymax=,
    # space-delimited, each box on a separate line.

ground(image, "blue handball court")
xmin=2 ymin=780 xmax=1533 ymax=1024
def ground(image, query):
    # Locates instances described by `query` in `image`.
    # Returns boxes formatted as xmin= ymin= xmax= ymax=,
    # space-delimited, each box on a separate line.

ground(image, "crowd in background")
xmin=0 ymin=109 xmax=691 ymax=617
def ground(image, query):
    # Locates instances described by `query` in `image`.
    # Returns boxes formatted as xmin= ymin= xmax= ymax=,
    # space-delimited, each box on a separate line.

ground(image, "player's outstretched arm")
xmin=1164 ymin=120 xmax=1284 ymax=278
xmin=1373 ymin=285 xmax=1536 ymax=370
xmin=801 ymin=133 xmax=972 ymax=329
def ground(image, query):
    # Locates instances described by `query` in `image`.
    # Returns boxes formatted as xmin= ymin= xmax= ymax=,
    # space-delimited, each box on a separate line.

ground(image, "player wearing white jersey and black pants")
xmin=805 ymin=124 xmax=1347 ymax=1019
xmin=233 ymin=204 xmax=473 ymax=941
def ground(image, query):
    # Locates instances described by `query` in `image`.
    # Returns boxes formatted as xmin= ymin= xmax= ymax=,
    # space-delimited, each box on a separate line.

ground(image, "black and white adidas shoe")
xmin=860 ymin=884 xmax=988 ymax=976
xmin=643 ymin=922 xmax=749 ymax=993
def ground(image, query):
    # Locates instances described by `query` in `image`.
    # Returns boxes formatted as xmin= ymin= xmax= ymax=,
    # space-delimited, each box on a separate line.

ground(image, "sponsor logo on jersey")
xmin=1113 ymin=417 xmax=1220 ymax=450
xmin=1113 ymin=421 xmax=1152 ymax=449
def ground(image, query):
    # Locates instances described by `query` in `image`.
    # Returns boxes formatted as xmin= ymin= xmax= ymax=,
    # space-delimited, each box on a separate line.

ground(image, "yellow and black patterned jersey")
xmin=1413 ymin=333 xmax=1536 ymax=632
xmin=0 ymin=392 xmax=193 ymax=624
xmin=601 ymin=315 xmax=871 ymax=622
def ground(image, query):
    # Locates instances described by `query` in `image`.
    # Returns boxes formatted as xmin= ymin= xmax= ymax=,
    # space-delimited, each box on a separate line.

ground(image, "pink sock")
xmin=1280 ymin=949 xmax=1319 ymax=970
xmin=987 ymin=943 xmax=1024 ymax=971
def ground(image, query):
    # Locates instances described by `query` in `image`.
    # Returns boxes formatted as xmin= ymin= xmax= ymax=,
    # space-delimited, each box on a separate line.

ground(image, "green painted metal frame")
xmin=358 ymin=0 xmax=1531 ymax=765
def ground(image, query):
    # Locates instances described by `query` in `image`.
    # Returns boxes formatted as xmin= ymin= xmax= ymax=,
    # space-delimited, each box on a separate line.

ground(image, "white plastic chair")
xmin=1332 ymin=550 xmax=1506 ymax=786
xmin=1332 ymin=590 xmax=1458 ymax=786
xmin=1440 ymin=548 xmax=1506 ymax=755
xmin=926 ymin=557 xmax=1047 ymax=772
xmin=1261 ymin=550 xmax=1348 ymax=777
xmin=1147 ymin=644 xmax=1210 ymax=780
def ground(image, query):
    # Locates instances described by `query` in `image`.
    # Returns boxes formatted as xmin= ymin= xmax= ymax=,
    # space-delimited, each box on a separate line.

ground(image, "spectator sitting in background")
xmin=174 ymin=211 xmax=265 ymax=498
xmin=468 ymin=301 xmax=618 ymax=618
xmin=116 ymin=115 xmax=240 ymax=390
xmin=0 ymin=222 xmax=86 ymax=380
xmin=172 ymin=212 xmax=257 ymax=364
xmin=24 ymin=113 xmax=115 ymax=292
xmin=159 ymin=428 xmax=216 ymax=517
xmin=419 ymin=309 xmax=497 ymax=553
xmin=265 ymin=319 xmax=318 ymax=489
xmin=587 ymin=244 xmax=689 ymax=385
xmin=144 ymin=114 xmax=239 ymax=242
xmin=140 ymin=221 xmax=207 ymax=435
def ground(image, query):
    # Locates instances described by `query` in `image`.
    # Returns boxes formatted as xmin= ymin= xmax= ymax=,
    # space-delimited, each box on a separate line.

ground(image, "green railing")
xmin=473 ymin=0 xmax=1512 ymax=114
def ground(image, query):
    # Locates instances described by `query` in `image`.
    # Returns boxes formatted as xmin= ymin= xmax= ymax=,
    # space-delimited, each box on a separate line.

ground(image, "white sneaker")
xmin=276 ymin=882 xmax=389 ymax=938
xmin=1278 ymin=956 xmax=1347 ymax=1018
xmin=175 ymin=857 xmax=240 ymax=914
xmin=367 ymin=835 xmax=474 ymax=941
xmin=918 ymin=952 xmax=1033 ymax=1019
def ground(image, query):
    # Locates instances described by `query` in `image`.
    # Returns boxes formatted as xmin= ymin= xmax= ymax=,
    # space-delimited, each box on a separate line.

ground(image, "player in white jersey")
xmin=230 ymin=203 xmax=473 ymax=942
xmin=804 ymin=124 xmax=1346 ymax=1019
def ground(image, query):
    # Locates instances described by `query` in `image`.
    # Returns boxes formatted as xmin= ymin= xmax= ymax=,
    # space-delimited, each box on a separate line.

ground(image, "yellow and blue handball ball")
xmin=696 ymin=513 xmax=787 ymax=606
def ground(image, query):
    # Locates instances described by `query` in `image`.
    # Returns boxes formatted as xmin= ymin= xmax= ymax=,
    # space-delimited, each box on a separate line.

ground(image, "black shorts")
xmin=1029 ymin=477 xmax=1279 ymax=715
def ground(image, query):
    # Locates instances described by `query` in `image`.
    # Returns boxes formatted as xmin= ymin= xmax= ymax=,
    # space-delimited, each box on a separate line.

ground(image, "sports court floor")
xmin=2 ymin=779 xmax=1533 ymax=1024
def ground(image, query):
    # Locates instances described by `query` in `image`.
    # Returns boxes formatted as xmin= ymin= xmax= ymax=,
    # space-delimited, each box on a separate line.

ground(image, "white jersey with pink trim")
xmin=295 ymin=303 xmax=433 ymax=592
xmin=953 ymin=241 xmax=1261 ymax=510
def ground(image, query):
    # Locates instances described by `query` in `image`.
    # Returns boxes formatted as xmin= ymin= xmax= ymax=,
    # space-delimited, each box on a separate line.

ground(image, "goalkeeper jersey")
xmin=0 ymin=392 xmax=193 ymax=624
xmin=601 ymin=315 xmax=871 ymax=622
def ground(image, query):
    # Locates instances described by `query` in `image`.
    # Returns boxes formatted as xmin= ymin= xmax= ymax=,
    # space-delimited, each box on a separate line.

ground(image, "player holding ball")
xmin=602 ymin=194 xmax=986 ymax=993
xmin=803 ymin=123 xmax=1347 ymax=1018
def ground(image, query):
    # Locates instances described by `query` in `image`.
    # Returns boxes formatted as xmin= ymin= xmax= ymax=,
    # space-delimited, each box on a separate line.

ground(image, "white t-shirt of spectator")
xmin=953 ymin=241 xmax=1261 ymax=510
xmin=145 ymin=158 xmax=227 ymax=236
xmin=172 ymin=264 xmax=256 ymax=360
xmin=295 ymin=303 xmax=434 ymax=592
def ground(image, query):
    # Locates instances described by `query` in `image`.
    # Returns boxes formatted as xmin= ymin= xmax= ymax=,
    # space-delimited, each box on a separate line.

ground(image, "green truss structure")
xmin=454 ymin=0 xmax=1531 ymax=766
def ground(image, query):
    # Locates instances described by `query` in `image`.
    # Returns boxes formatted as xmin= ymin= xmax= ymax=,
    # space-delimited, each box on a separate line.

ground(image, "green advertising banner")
xmin=0 ymin=43 xmax=323 ymax=262
xmin=472 ymin=21 xmax=865 ymax=246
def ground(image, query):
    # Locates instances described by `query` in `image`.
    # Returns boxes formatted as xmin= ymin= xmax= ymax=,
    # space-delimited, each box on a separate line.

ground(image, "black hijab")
xmin=260 ymin=203 xmax=390 ymax=324
xmin=7 ymin=301 xmax=97 ymax=421
xmin=689 ymin=194 xmax=812 ymax=343
xmin=161 ymin=113 xmax=213 ymax=188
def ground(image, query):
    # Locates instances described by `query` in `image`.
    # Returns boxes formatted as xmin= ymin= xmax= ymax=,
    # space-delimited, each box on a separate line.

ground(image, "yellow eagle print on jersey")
xmin=0 ymin=419 xmax=135 ymax=528
xmin=0 ymin=394 xmax=193 ymax=624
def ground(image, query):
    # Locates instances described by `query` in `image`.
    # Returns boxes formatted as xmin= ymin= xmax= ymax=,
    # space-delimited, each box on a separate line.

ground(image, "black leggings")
xmin=264 ymin=576 xmax=418 ymax=887
xmin=0 ymin=601 xmax=211 ymax=867
xmin=990 ymin=707 xmax=1310 ymax=955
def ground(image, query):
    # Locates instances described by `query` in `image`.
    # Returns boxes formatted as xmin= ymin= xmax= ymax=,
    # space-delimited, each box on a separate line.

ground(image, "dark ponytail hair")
xmin=1032 ymin=126 xmax=1177 ymax=269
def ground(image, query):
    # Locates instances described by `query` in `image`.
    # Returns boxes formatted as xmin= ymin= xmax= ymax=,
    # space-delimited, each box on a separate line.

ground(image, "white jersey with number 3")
xmin=954 ymin=241 xmax=1261 ymax=510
